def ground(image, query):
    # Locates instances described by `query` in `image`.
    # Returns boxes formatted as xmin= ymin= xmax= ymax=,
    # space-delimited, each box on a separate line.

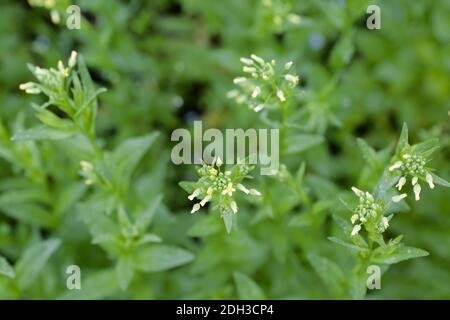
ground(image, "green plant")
xmin=1 ymin=0 xmax=450 ymax=300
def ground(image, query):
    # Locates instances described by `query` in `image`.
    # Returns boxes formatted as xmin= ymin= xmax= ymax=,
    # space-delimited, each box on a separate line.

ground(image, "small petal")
xmin=68 ymin=50 xmax=78 ymax=68
xmin=392 ymin=193 xmax=407 ymax=203
xmin=412 ymin=176 xmax=418 ymax=186
xmin=389 ymin=161 xmax=403 ymax=171
xmin=191 ymin=203 xmax=201 ymax=214
xmin=200 ymin=195 xmax=211 ymax=206
xmin=233 ymin=77 xmax=247 ymax=84
xmin=351 ymin=186 xmax=364 ymax=197
xmin=251 ymin=86 xmax=261 ymax=98
xmin=284 ymin=74 xmax=299 ymax=85
xmin=237 ymin=184 xmax=250 ymax=194
xmin=188 ymin=189 xmax=201 ymax=201
xmin=227 ymin=90 xmax=239 ymax=98
xmin=382 ymin=217 xmax=389 ymax=229
xmin=351 ymin=224 xmax=361 ymax=236
xmin=253 ymin=104 xmax=264 ymax=112
xmin=240 ymin=57 xmax=254 ymax=65
xmin=249 ymin=189 xmax=261 ymax=196
xmin=351 ymin=214 xmax=359 ymax=224
xmin=243 ymin=66 xmax=257 ymax=73
xmin=276 ymin=90 xmax=286 ymax=102
xmin=230 ymin=201 xmax=238 ymax=213
xmin=396 ymin=176 xmax=407 ymax=190
xmin=426 ymin=173 xmax=435 ymax=189
xmin=413 ymin=183 xmax=421 ymax=201
xmin=250 ymin=54 xmax=265 ymax=64
xmin=216 ymin=156 xmax=223 ymax=167
xmin=365 ymin=192 xmax=374 ymax=202
xmin=284 ymin=61 xmax=293 ymax=70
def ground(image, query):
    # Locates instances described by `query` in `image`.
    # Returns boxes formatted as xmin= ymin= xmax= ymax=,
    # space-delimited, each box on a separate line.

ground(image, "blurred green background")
xmin=0 ymin=0 xmax=449 ymax=299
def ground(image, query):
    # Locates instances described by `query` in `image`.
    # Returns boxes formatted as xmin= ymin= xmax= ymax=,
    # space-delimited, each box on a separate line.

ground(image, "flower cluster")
xmin=228 ymin=54 xmax=299 ymax=112
xmin=28 ymin=0 xmax=61 ymax=24
xmin=261 ymin=0 xmax=302 ymax=30
xmin=187 ymin=157 xmax=261 ymax=216
xmin=389 ymin=152 xmax=434 ymax=202
xmin=349 ymin=187 xmax=391 ymax=237
xmin=19 ymin=51 xmax=77 ymax=98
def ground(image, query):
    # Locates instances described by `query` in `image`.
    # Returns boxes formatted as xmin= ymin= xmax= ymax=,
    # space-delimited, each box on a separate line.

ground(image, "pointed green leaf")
xmin=134 ymin=245 xmax=194 ymax=272
xmin=395 ymin=122 xmax=409 ymax=156
xmin=116 ymin=255 xmax=134 ymax=291
xmin=431 ymin=173 xmax=450 ymax=187
xmin=233 ymin=272 xmax=266 ymax=300
xmin=11 ymin=125 xmax=76 ymax=141
xmin=372 ymin=246 xmax=429 ymax=265
xmin=15 ymin=238 xmax=61 ymax=290
xmin=0 ymin=256 xmax=15 ymax=279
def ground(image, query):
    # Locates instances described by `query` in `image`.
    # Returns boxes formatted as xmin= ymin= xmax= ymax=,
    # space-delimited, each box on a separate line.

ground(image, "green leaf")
xmin=112 ymin=132 xmax=159 ymax=188
xmin=395 ymin=122 xmax=409 ymax=156
xmin=285 ymin=134 xmax=324 ymax=154
xmin=0 ymin=202 xmax=55 ymax=228
xmin=134 ymin=245 xmax=194 ymax=272
xmin=116 ymin=255 xmax=134 ymax=291
xmin=327 ymin=237 xmax=368 ymax=252
xmin=356 ymin=138 xmax=379 ymax=168
xmin=413 ymin=138 xmax=439 ymax=155
xmin=431 ymin=173 xmax=450 ymax=187
xmin=135 ymin=194 xmax=162 ymax=232
xmin=75 ymin=88 xmax=107 ymax=118
xmin=57 ymin=269 xmax=118 ymax=300
xmin=15 ymin=238 xmax=61 ymax=290
xmin=188 ymin=213 xmax=222 ymax=237
xmin=222 ymin=210 xmax=233 ymax=234
xmin=0 ymin=256 xmax=15 ymax=279
xmin=11 ymin=125 xmax=76 ymax=141
xmin=179 ymin=181 xmax=197 ymax=194
xmin=233 ymin=272 xmax=266 ymax=300
xmin=372 ymin=246 xmax=429 ymax=265
xmin=307 ymin=254 xmax=346 ymax=296
xmin=32 ymin=106 xmax=76 ymax=131
xmin=77 ymin=54 xmax=95 ymax=95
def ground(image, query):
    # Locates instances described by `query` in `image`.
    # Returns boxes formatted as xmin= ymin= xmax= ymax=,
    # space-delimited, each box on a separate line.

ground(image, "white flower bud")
xmin=233 ymin=77 xmax=247 ymax=84
xmin=288 ymin=14 xmax=301 ymax=25
xmin=237 ymin=184 xmax=249 ymax=194
xmin=188 ymin=189 xmax=201 ymax=201
xmin=243 ymin=66 xmax=257 ymax=73
xmin=426 ymin=173 xmax=435 ymax=189
xmin=396 ymin=177 xmax=406 ymax=190
xmin=284 ymin=74 xmax=299 ymax=84
xmin=392 ymin=193 xmax=407 ymax=203
xmin=251 ymin=86 xmax=261 ymax=98
xmin=276 ymin=90 xmax=286 ymax=102
xmin=254 ymin=104 xmax=264 ymax=112
xmin=68 ymin=50 xmax=78 ymax=68
xmin=413 ymin=183 xmax=421 ymax=201
xmin=200 ymin=195 xmax=211 ymax=206
xmin=351 ymin=224 xmax=361 ymax=236
xmin=389 ymin=161 xmax=403 ymax=171
xmin=351 ymin=214 xmax=359 ymax=224
xmin=250 ymin=54 xmax=265 ymax=64
xmin=351 ymin=186 xmax=364 ymax=197
xmin=240 ymin=57 xmax=254 ymax=65
xmin=191 ymin=203 xmax=201 ymax=214
xmin=412 ymin=176 xmax=418 ymax=186
xmin=249 ymin=189 xmax=261 ymax=196
xmin=230 ymin=201 xmax=238 ymax=213
xmin=284 ymin=61 xmax=293 ymax=70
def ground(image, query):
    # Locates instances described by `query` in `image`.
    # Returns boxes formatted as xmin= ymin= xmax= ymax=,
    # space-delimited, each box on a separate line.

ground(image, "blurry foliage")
xmin=0 ymin=0 xmax=449 ymax=299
